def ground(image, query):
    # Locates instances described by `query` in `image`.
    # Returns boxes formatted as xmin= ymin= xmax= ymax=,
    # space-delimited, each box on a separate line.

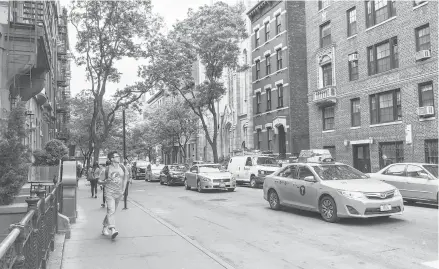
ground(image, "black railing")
xmin=0 ymin=183 xmax=59 ymax=269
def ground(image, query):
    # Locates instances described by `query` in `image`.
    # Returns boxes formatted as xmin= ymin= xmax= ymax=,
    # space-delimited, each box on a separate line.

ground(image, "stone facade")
xmin=305 ymin=0 xmax=438 ymax=172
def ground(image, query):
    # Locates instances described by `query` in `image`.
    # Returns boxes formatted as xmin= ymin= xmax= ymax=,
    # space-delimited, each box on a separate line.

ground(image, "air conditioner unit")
xmin=417 ymin=106 xmax=434 ymax=117
xmin=348 ymin=53 xmax=359 ymax=62
xmin=415 ymin=50 xmax=431 ymax=61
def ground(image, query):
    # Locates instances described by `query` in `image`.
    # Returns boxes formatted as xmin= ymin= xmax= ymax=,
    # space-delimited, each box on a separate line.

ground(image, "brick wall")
xmin=306 ymin=1 xmax=438 ymax=172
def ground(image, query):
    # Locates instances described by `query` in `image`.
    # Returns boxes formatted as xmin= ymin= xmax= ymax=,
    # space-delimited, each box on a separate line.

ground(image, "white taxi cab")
xmin=263 ymin=158 xmax=404 ymax=222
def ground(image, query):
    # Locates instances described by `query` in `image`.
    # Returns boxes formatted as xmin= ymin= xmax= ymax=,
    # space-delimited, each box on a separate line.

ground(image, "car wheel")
xmin=197 ymin=180 xmax=204 ymax=193
xmin=319 ymin=196 xmax=339 ymax=223
xmin=250 ymin=176 xmax=257 ymax=188
xmin=268 ymin=189 xmax=280 ymax=210
xmin=184 ymin=179 xmax=191 ymax=190
xmin=227 ymin=188 xmax=235 ymax=192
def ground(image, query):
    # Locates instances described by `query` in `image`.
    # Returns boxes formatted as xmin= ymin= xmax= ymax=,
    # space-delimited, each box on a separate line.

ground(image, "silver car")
xmin=263 ymin=161 xmax=404 ymax=223
xmin=369 ymin=163 xmax=438 ymax=204
xmin=184 ymin=164 xmax=236 ymax=192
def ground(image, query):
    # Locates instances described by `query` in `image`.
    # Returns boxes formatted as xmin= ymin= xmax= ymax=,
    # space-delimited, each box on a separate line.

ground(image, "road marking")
xmin=422 ymin=260 xmax=439 ymax=268
xmin=129 ymin=199 xmax=236 ymax=269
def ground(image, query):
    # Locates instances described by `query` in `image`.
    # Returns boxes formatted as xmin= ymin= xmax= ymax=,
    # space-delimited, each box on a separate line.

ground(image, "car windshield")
xmin=256 ymin=157 xmax=277 ymax=165
xmin=152 ymin=165 xmax=164 ymax=171
xmin=423 ymin=165 xmax=438 ymax=178
xmin=136 ymin=161 xmax=147 ymax=167
xmin=199 ymin=166 xmax=221 ymax=173
xmin=170 ymin=166 xmax=186 ymax=171
xmin=313 ymin=165 xmax=369 ymax=180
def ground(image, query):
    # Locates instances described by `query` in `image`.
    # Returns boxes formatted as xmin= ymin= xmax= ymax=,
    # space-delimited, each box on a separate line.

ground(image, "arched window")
xmin=319 ymin=54 xmax=333 ymax=88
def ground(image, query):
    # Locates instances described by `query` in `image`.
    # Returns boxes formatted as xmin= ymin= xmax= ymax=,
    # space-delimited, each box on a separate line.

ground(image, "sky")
xmin=68 ymin=0 xmax=241 ymax=100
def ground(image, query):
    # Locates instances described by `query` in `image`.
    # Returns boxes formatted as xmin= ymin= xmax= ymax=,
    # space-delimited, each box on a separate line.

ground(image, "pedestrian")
xmin=98 ymin=151 xmax=128 ymax=239
xmin=145 ymin=162 xmax=152 ymax=182
xmin=122 ymin=159 xmax=132 ymax=210
xmin=88 ymin=162 xmax=100 ymax=198
xmin=101 ymin=160 xmax=111 ymax=208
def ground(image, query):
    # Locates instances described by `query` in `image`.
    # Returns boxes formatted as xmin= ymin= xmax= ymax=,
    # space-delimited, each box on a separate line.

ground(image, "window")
xmin=379 ymin=141 xmax=404 ymax=168
xmin=320 ymin=22 xmax=331 ymax=48
xmin=276 ymin=49 xmax=282 ymax=70
xmin=255 ymin=29 xmax=260 ymax=47
xmin=267 ymin=127 xmax=272 ymax=150
xmin=279 ymin=165 xmax=298 ymax=178
xmin=370 ymin=89 xmax=401 ymax=124
xmin=406 ymin=165 xmax=428 ymax=178
xmin=322 ymin=63 xmax=332 ymax=87
xmin=413 ymin=0 xmax=427 ymax=6
xmin=265 ymin=22 xmax=270 ymax=41
xmin=365 ymin=0 xmax=396 ymax=28
xmin=367 ymin=37 xmax=398 ymax=75
xmin=256 ymin=92 xmax=261 ymax=113
xmin=425 ymin=139 xmax=438 ymax=164
xmin=349 ymin=57 xmax=359 ymax=81
xmin=323 ymin=146 xmax=336 ymax=160
xmin=265 ymin=55 xmax=271 ymax=75
xmin=275 ymin=14 xmax=281 ymax=34
xmin=255 ymin=60 xmax=260 ymax=80
xmin=416 ymin=24 xmax=430 ymax=51
xmin=257 ymin=129 xmax=262 ymax=149
xmin=266 ymin=88 xmax=271 ymax=111
xmin=245 ymin=157 xmax=252 ymax=166
xmin=347 ymin=7 xmax=357 ymax=37
xmin=318 ymin=0 xmax=330 ymax=10
xmin=277 ymin=84 xmax=283 ymax=108
xmin=323 ymin=106 xmax=335 ymax=130
xmin=351 ymin=98 xmax=361 ymax=127
xmin=384 ymin=164 xmax=406 ymax=175
xmin=419 ymin=82 xmax=434 ymax=109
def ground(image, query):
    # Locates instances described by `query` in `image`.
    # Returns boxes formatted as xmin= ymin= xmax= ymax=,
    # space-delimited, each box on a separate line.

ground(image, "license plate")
xmin=219 ymin=183 xmax=226 ymax=188
xmin=380 ymin=204 xmax=392 ymax=211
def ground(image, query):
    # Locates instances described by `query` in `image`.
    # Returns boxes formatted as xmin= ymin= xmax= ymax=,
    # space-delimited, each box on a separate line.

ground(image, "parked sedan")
xmin=184 ymin=164 xmax=236 ymax=192
xmin=146 ymin=164 xmax=165 ymax=182
xmin=263 ymin=160 xmax=404 ymax=223
xmin=160 ymin=165 xmax=187 ymax=186
xmin=368 ymin=163 xmax=438 ymax=204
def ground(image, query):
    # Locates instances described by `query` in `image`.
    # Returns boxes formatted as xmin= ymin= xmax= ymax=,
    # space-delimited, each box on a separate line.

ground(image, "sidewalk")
xmin=60 ymin=179 xmax=226 ymax=269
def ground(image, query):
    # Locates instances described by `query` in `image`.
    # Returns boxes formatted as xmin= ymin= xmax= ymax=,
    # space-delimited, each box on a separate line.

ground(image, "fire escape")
xmin=55 ymin=7 xmax=71 ymax=142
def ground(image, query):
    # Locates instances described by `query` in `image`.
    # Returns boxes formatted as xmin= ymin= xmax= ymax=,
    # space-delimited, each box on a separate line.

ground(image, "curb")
xmin=47 ymin=233 xmax=67 ymax=269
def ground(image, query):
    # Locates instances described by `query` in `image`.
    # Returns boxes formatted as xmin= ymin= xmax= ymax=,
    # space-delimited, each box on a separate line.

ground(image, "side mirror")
xmin=304 ymin=176 xmax=317 ymax=182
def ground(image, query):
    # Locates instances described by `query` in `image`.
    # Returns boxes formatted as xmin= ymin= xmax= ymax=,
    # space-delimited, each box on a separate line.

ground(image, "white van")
xmin=227 ymin=155 xmax=281 ymax=188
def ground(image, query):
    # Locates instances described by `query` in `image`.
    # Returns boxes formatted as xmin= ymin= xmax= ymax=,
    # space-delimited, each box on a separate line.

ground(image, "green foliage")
xmin=0 ymin=102 xmax=31 ymax=205
xmin=33 ymin=139 xmax=69 ymax=166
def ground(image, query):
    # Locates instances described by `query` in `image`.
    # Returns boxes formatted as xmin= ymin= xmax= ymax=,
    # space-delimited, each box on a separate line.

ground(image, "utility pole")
xmin=123 ymin=109 xmax=126 ymax=160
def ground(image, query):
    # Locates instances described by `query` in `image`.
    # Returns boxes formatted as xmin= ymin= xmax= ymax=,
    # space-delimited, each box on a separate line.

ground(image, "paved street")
xmin=126 ymin=180 xmax=438 ymax=269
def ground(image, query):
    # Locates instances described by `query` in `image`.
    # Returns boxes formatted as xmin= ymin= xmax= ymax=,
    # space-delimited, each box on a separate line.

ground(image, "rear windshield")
xmin=256 ymin=157 xmax=277 ymax=165
xmin=136 ymin=162 xmax=147 ymax=167
xmin=170 ymin=165 xmax=186 ymax=171
xmin=313 ymin=165 xmax=369 ymax=180
xmin=423 ymin=165 xmax=438 ymax=178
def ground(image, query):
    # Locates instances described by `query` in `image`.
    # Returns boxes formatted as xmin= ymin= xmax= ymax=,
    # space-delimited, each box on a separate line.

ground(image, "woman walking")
xmin=88 ymin=162 xmax=100 ymax=198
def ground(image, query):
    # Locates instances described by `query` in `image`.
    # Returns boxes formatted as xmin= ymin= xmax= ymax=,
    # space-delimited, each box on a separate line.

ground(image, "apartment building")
xmin=247 ymin=0 xmax=309 ymax=159
xmin=306 ymin=0 xmax=438 ymax=172
xmin=0 ymin=2 xmax=71 ymax=155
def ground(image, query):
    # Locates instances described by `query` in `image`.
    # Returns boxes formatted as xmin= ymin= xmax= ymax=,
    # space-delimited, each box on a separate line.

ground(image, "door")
xmin=296 ymin=166 xmax=319 ymax=210
xmin=278 ymin=125 xmax=286 ymax=157
xmin=276 ymin=165 xmax=300 ymax=206
xmin=404 ymin=164 xmax=436 ymax=201
xmin=378 ymin=164 xmax=408 ymax=196
xmin=353 ymin=144 xmax=371 ymax=173
xmin=188 ymin=166 xmax=198 ymax=187
xmin=241 ymin=157 xmax=253 ymax=181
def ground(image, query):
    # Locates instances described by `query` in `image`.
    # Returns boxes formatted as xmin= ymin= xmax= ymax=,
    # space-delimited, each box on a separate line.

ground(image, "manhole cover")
xmin=209 ymin=198 xmax=227 ymax=202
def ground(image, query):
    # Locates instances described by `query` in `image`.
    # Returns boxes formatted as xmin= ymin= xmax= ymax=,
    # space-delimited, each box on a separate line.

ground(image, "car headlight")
xmin=258 ymin=170 xmax=263 ymax=175
xmin=394 ymin=189 xmax=401 ymax=197
xmin=339 ymin=190 xmax=365 ymax=200
xmin=231 ymin=177 xmax=236 ymax=182
xmin=200 ymin=177 xmax=210 ymax=182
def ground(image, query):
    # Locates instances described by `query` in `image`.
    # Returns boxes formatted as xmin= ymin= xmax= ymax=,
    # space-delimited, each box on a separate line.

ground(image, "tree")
xmin=70 ymin=0 xmax=162 ymax=161
xmin=0 ymin=102 xmax=31 ymax=205
xmin=145 ymin=98 xmax=198 ymax=163
xmin=140 ymin=2 xmax=247 ymax=162
xmin=127 ymin=121 xmax=159 ymax=162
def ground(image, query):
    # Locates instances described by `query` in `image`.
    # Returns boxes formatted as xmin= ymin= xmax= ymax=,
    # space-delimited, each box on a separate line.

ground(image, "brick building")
xmin=247 ymin=0 xmax=309 ymax=159
xmin=306 ymin=0 xmax=438 ymax=172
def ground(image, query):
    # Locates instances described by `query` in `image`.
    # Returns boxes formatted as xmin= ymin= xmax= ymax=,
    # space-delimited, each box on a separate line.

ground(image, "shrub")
xmin=33 ymin=139 xmax=69 ymax=166
xmin=0 ymin=102 xmax=31 ymax=205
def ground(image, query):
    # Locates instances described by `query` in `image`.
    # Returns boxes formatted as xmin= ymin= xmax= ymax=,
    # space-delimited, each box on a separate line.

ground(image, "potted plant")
xmin=32 ymin=139 xmax=69 ymax=184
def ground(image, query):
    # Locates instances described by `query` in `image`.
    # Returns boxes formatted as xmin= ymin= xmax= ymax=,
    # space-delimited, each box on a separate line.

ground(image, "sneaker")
xmin=110 ymin=228 xmax=119 ymax=239
xmin=101 ymin=203 xmax=105 ymax=208
xmin=102 ymin=226 xmax=109 ymax=236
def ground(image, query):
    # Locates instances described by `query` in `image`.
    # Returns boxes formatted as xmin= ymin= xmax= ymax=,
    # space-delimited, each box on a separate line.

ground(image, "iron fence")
xmin=0 ymin=183 xmax=59 ymax=269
